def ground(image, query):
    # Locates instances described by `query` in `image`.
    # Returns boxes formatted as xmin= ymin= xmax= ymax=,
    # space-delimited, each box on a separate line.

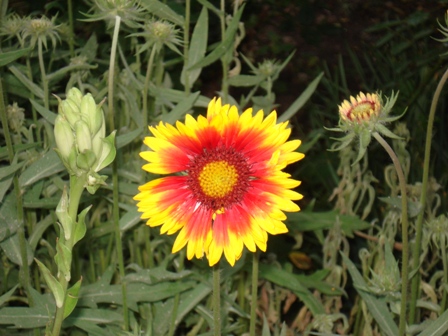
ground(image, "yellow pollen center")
xmin=351 ymin=102 xmax=374 ymax=120
xmin=198 ymin=161 xmax=238 ymax=198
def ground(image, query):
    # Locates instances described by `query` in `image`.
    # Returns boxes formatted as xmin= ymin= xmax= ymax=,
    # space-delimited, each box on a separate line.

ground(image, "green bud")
xmin=75 ymin=120 xmax=92 ymax=153
xmin=66 ymin=87 xmax=83 ymax=106
xmin=76 ymin=149 xmax=96 ymax=171
xmin=61 ymin=100 xmax=80 ymax=126
xmin=55 ymin=186 xmax=73 ymax=240
xmin=80 ymin=93 xmax=99 ymax=134
xmin=91 ymin=130 xmax=103 ymax=161
xmin=54 ymin=115 xmax=74 ymax=160
xmin=94 ymin=131 xmax=116 ymax=172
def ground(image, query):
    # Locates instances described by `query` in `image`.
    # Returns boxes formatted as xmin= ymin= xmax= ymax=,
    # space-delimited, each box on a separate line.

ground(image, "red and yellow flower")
xmin=134 ymin=98 xmax=304 ymax=266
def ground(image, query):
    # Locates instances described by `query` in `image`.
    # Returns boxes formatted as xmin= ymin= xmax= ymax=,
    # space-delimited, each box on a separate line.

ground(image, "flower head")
xmin=22 ymin=15 xmax=60 ymax=49
xmin=134 ymin=98 xmax=304 ymax=266
xmin=328 ymin=91 xmax=403 ymax=164
xmin=131 ymin=19 xmax=182 ymax=55
xmin=83 ymin=0 xmax=145 ymax=29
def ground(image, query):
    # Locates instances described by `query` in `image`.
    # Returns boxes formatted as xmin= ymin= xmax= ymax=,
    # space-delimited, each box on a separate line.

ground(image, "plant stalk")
xmin=409 ymin=68 xmax=448 ymax=323
xmin=213 ymin=264 xmax=221 ymax=336
xmin=250 ymin=252 xmax=259 ymax=336
xmin=372 ymin=132 xmax=409 ymax=336
xmin=108 ymin=14 xmax=129 ymax=331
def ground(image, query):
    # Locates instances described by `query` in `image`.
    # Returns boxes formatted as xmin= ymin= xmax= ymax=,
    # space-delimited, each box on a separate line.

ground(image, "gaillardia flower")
xmin=134 ymin=98 xmax=304 ymax=266
xmin=327 ymin=91 xmax=403 ymax=163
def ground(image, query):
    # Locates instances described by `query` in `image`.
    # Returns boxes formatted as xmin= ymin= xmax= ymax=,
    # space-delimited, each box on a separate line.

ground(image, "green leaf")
xmin=54 ymin=240 xmax=72 ymax=281
xmin=175 ymin=283 xmax=211 ymax=326
xmin=378 ymin=196 xmax=422 ymax=218
xmin=155 ymin=87 xmax=210 ymax=108
xmin=0 ymin=285 xmax=18 ymax=307
xmin=8 ymin=65 xmax=44 ymax=99
xmin=286 ymin=210 xmax=370 ymax=238
xmin=28 ymin=214 xmax=54 ymax=251
xmin=35 ymin=258 xmax=64 ymax=308
xmin=0 ymin=47 xmax=31 ymax=67
xmin=116 ymin=128 xmax=142 ymax=149
xmin=259 ymin=264 xmax=325 ymax=315
xmin=196 ymin=0 xmax=221 ymax=16
xmin=341 ymin=253 xmax=399 ymax=336
xmin=417 ymin=308 xmax=448 ymax=336
xmin=140 ymin=0 xmax=184 ymax=26
xmin=119 ymin=207 xmax=142 ymax=232
xmin=30 ymin=98 xmax=57 ymax=124
xmin=47 ymin=63 xmax=98 ymax=83
xmin=228 ymin=74 xmax=265 ymax=87
xmin=0 ymin=194 xmax=21 ymax=242
xmin=0 ymin=161 xmax=25 ymax=180
xmin=19 ymin=150 xmax=65 ymax=188
xmin=64 ymin=308 xmax=123 ymax=327
xmin=64 ymin=278 xmax=83 ymax=319
xmin=159 ymin=91 xmax=200 ymax=124
xmin=189 ymin=5 xmax=245 ymax=70
xmin=181 ymin=7 xmax=208 ymax=87
xmin=0 ymin=306 xmax=52 ymax=328
xmin=278 ymin=72 xmax=323 ymax=123
xmin=125 ymin=266 xmax=191 ymax=284
xmin=0 ymin=233 xmax=34 ymax=266
xmin=73 ymin=205 xmax=92 ymax=246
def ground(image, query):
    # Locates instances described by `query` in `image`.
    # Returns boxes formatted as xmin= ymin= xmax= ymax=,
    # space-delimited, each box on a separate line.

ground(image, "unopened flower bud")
xmin=94 ymin=131 xmax=116 ymax=172
xmin=54 ymin=115 xmax=75 ymax=160
xmin=61 ymin=99 xmax=80 ymax=126
xmin=66 ymin=87 xmax=83 ymax=106
xmin=75 ymin=120 xmax=92 ymax=153
xmin=80 ymin=93 xmax=103 ymax=135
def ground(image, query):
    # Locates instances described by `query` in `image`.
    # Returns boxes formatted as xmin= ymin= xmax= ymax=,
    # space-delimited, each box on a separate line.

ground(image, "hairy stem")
xmin=250 ymin=252 xmax=259 ymax=336
xmin=409 ymin=68 xmax=448 ymax=323
xmin=213 ymin=264 xmax=221 ymax=336
xmin=372 ymin=132 xmax=409 ymax=336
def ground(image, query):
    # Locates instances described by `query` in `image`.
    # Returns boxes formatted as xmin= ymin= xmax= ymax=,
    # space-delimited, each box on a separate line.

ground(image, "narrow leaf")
xmin=30 ymin=98 xmax=56 ymax=125
xmin=160 ymin=91 xmax=200 ymax=124
xmin=278 ymin=72 xmax=323 ymax=123
xmin=0 ymin=233 xmax=34 ymax=266
xmin=0 ymin=47 xmax=31 ymax=67
xmin=35 ymin=258 xmax=64 ymax=308
xmin=8 ymin=65 xmax=44 ymax=98
xmin=189 ymin=5 xmax=245 ymax=70
xmin=19 ymin=150 xmax=65 ymax=188
xmin=341 ymin=253 xmax=399 ymax=336
xmin=181 ymin=7 xmax=208 ymax=87
xmin=140 ymin=0 xmax=184 ymax=26
xmin=64 ymin=278 xmax=83 ymax=319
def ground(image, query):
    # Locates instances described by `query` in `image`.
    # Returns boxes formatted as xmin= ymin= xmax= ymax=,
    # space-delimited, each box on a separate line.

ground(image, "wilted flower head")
xmin=83 ymin=0 xmax=145 ymax=29
xmin=327 ymin=91 xmax=403 ymax=164
xmin=132 ymin=19 xmax=182 ymax=54
xmin=425 ymin=214 xmax=448 ymax=253
xmin=0 ymin=13 xmax=27 ymax=44
xmin=22 ymin=15 xmax=60 ymax=49
xmin=6 ymin=102 xmax=25 ymax=133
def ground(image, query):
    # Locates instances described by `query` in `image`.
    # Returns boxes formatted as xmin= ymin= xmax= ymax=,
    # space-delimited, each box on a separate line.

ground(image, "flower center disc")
xmin=349 ymin=102 xmax=374 ymax=121
xmin=187 ymin=147 xmax=252 ymax=211
xmin=199 ymin=161 xmax=238 ymax=198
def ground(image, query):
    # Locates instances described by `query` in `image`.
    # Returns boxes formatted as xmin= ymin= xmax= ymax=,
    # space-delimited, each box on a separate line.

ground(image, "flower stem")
xmin=67 ymin=0 xmax=75 ymax=58
xmin=108 ymin=15 xmax=129 ymax=331
xmin=37 ymin=38 xmax=49 ymax=109
xmin=0 ymin=79 xmax=34 ymax=307
xmin=183 ymin=0 xmax=191 ymax=96
xmin=220 ymin=0 xmax=229 ymax=102
xmin=213 ymin=264 xmax=221 ymax=336
xmin=142 ymin=45 xmax=157 ymax=127
xmin=51 ymin=175 xmax=85 ymax=336
xmin=440 ymin=237 xmax=448 ymax=312
xmin=409 ymin=68 xmax=448 ymax=323
xmin=372 ymin=131 xmax=409 ymax=336
xmin=249 ymin=252 xmax=259 ymax=336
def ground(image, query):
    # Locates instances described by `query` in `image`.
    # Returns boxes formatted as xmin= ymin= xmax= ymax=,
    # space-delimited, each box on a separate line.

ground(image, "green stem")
xmin=142 ymin=45 xmax=157 ymax=127
xmin=409 ymin=68 xmax=448 ymax=323
xmin=37 ymin=39 xmax=49 ymax=109
xmin=108 ymin=15 xmax=129 ymax=331
xmin=213 ymin=264 xmax=221 ymax=336
xmin=220 ymin=0 xmax=229 ymax=102
xmin=249 ymin=252 xmax=259 ymax=336
xmin=183 ymin=0 xmax=191 ymax=95
xmin=0 ymin=79 xmax=34 ymax=306
xmin=67 ymin=0 xmax=75 ymax=58
xmin=372 ymin=132 xmax=409 ymax=336
xmin=441 ymin=237 xmax=448 ymax=312
xmin=51 ymin=175 xmax=85 ymax=336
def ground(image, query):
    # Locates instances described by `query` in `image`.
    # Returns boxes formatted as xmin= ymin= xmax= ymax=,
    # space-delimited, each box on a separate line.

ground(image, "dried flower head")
xmin=83 ymin=0 xmax=145 ymax=29
xmin=6 ymin=102 xmax=25 ymax=133
xmin=22 ymin=15 xmax=61 ymax=49
xmin=0 ymin=13 xmax=27 ymax=44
